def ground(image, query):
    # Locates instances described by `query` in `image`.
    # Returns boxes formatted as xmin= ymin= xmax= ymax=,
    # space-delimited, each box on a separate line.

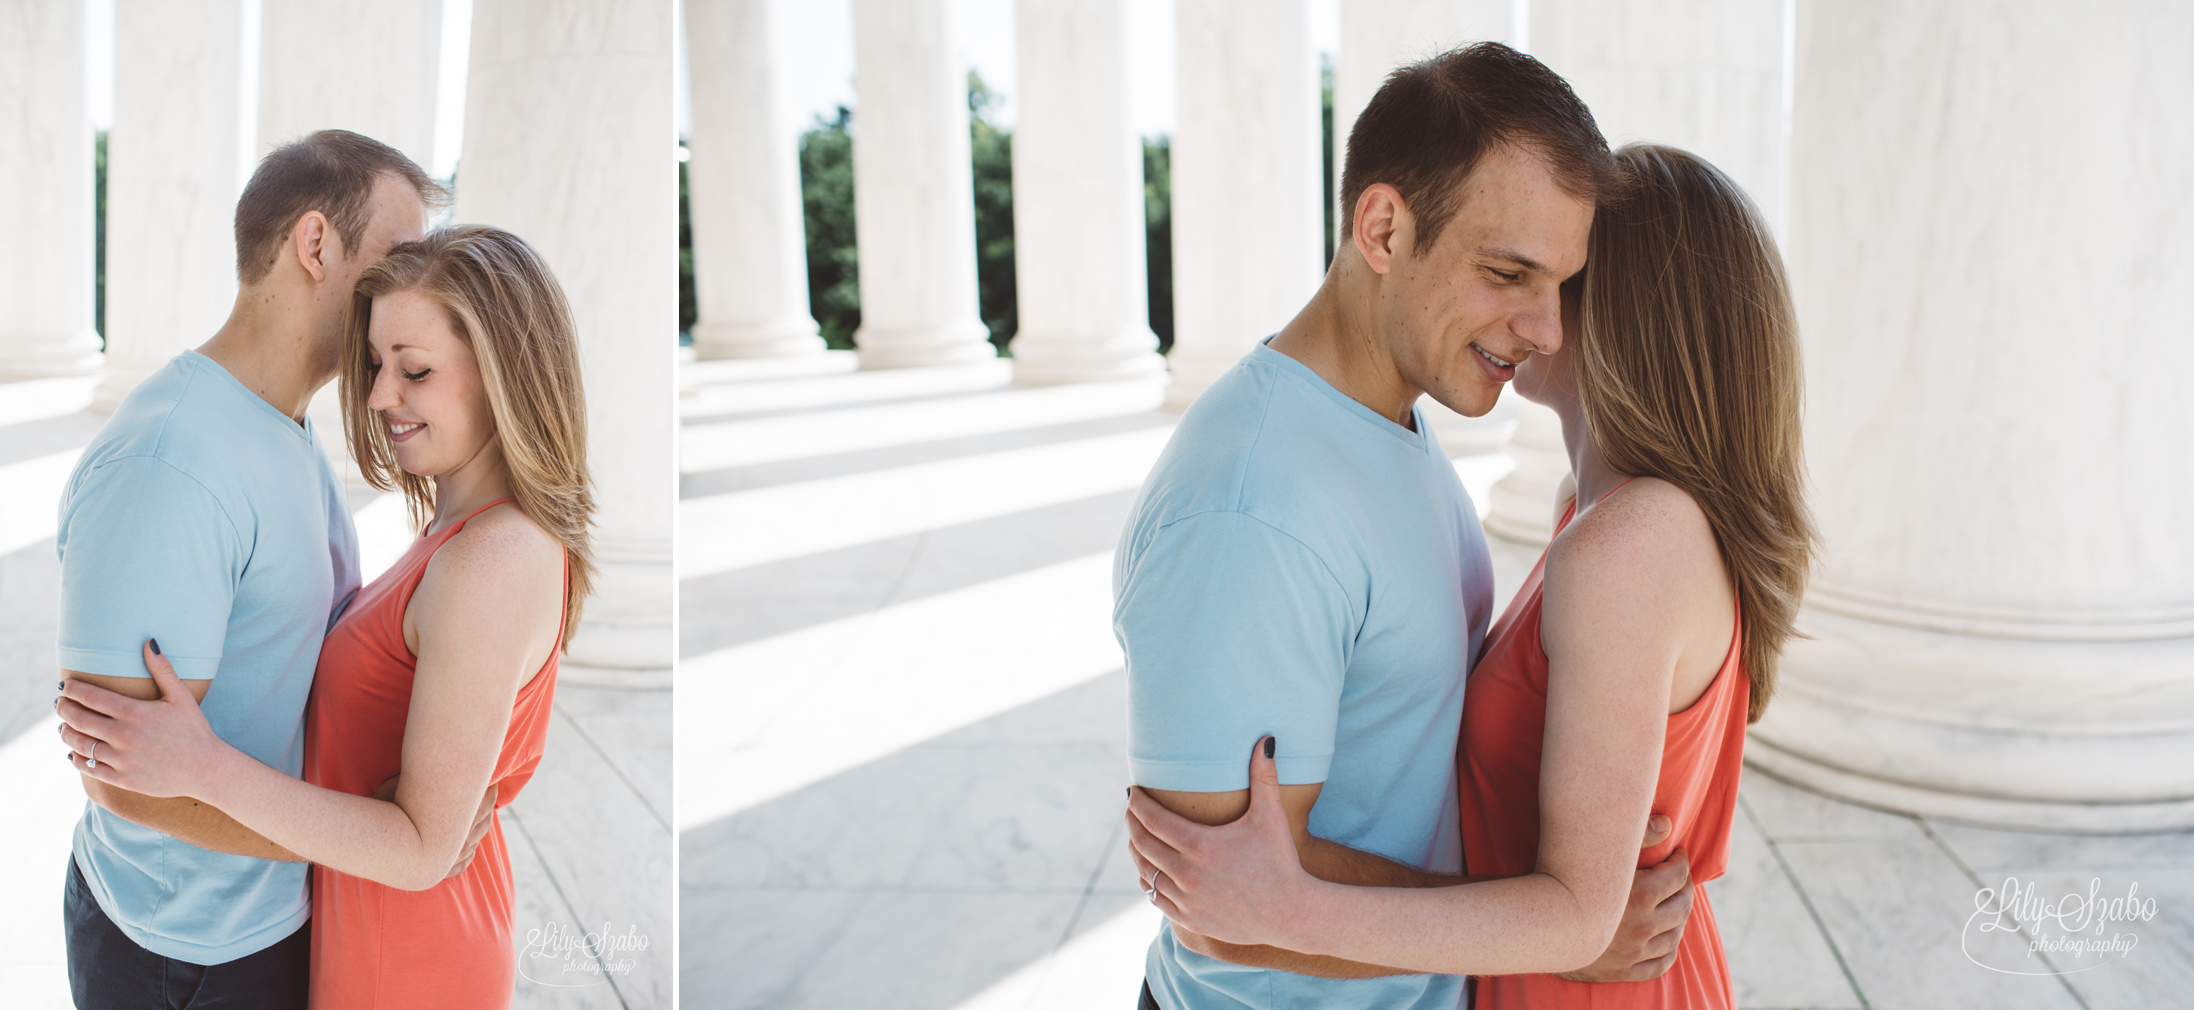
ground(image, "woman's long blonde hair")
xmin=1577 ymin=144 xmax=1817 ymax=724
xmin=341 ymin=224 xmax=597 ymax=649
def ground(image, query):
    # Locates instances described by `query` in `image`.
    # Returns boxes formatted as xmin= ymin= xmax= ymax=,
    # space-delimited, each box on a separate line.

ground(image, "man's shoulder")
xmin=70 ymin=360 xmax=266 ymax=520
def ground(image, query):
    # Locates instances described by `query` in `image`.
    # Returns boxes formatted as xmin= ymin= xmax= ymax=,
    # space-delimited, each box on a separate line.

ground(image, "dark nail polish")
xmin=149 ymin=638 xmax=162 ymax=656
xmin=1263 ymin=737 xmax=1276 ymax=759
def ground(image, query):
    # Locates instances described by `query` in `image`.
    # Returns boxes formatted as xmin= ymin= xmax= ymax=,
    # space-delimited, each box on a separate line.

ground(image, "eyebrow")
xmin=1476 ymin=246 xmax=1551 ymax=275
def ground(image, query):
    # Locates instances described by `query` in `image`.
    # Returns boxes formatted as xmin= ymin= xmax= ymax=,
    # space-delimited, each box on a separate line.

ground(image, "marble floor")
xmin=677 ymin=356 xmax=2194 ymax=1010
xmin=0 ymin=374 xmax=671 ymax=1009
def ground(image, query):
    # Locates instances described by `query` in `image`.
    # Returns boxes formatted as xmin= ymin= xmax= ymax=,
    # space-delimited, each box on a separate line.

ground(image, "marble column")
xmin=0 ymin=0 xmax=103 ymax=380
xmin=1527 ymin=0 xmax=1789 ymax=233
xmin=685 ymin=0 xmax=825 ymax=360
xmin=257 ymin=0 xmax=441 ymax=167
xmin=1747 ymin=0 xmax=2194 ymax=831
xmin=847 ymin=0 xmax=994 ymax=370
xmin=96 ymin=0 xmax=257 ymax=412
xmin=1165 ymin=0 xmax=1324 ymax=409
xmin=459 ymin=0 xmax=676 ymax=680
xmin=1005 ymin=0 xmax=1164 ymax=386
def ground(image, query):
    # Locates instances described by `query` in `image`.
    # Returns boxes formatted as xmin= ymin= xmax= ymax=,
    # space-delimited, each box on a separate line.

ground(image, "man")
xmin=55 ymin=130 xmax=486 ymax=1009
xmin=1116 ymin=44 xmax=1693 ymax=1010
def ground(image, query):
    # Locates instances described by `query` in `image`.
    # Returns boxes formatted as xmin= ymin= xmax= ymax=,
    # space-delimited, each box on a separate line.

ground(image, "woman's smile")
xmin=387 ymin=417 xmax=426 ymax=442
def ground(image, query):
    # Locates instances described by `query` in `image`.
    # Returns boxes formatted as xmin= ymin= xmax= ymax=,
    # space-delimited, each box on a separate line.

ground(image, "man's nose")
xmin=1516 ymin=288 xmax=1564 ymax=355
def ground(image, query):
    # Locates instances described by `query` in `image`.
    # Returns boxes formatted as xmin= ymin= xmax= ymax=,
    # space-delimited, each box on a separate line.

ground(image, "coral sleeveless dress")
xmin=303 ymin=498 xmax=561 ymax=1009
xmin=1458 ymin=487 xmax=1746 ymax=1010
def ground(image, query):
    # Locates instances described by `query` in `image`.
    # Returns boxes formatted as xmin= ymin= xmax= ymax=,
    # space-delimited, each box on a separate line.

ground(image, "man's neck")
xmin=197 ymin=287 xmax=338 ymax=423
xmin=1267 ymin=272 xmax=1421 ymax=430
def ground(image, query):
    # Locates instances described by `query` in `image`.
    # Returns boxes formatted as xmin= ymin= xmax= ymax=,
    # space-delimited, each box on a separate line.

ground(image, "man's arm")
xmin=1137 ymin=783 xmax=1464 ymax=978
xmin=63 ymin=668 xmax=304 ymax=861
xmin=1132 ymin=785 xmax=1692 ymax=981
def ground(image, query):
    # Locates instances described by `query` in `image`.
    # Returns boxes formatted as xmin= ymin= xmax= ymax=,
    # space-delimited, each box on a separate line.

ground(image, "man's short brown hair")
xmin=1339 ymin=42 xmax=1616 ymax=252
xmin=233 ymin=129 xmax=450 ymax=285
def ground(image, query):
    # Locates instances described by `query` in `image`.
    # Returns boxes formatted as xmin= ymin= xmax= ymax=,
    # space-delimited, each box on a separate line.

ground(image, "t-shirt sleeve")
xmin=57 ymin=455 xmax=241 ymax=680
xmin=1117 ymin=510 xmax=1358 ymax=792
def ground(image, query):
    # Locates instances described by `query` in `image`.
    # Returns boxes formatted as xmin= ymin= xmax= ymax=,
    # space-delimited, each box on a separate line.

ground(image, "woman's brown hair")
xmin=1576 ymin=144 xmax=1817 ymax=723
xmin=341 ymin=225 xmax=597 ymax=649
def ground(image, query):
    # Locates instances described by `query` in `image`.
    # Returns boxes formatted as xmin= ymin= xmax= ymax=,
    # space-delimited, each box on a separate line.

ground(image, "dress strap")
xmin=1553 ymin=476 xmax=1642 ymax=537
xmin=429 ymin=496 xmax=520 ymax=539
xmin=453 ymin=496 xmax=519 ymax=527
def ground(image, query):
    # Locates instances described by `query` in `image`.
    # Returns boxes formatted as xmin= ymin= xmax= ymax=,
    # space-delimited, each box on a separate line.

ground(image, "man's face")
xmin=1376 ymin=145 xmax=1593 ymax=417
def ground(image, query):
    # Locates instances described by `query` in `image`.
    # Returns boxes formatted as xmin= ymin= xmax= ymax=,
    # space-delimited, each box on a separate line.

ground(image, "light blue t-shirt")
xmin=1116 ymin=341 xmax=1494 ymax=1010
xmin=58 ymin=349 xmax=359 ymax=965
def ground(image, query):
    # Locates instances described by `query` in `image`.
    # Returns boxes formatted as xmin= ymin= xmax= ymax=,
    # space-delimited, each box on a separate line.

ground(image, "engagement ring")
xmin=87 ymin=740 xmax=97 ymax=770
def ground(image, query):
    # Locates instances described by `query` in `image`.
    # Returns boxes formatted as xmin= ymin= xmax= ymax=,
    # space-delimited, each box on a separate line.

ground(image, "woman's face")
xmin=1513 ymin=277 xmax=1583 ymax=411
xmin=364 ymin=289 xmax=498 ymax=477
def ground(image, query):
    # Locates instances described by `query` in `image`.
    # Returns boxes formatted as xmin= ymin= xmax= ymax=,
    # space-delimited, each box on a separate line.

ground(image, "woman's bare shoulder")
xmin=1545 ymin=477 xmax=1723 ymax=621
xmin=423 ymin=503 xmax=565 ymax=592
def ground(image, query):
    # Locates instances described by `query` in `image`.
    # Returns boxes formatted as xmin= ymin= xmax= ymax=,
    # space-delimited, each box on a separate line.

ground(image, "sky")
xmin=86 ymin=0 xmax=1344 ymax=165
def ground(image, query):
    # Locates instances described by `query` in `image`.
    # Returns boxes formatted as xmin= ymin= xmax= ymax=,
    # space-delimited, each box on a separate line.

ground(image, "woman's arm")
xmin=58 ymin=513 xmax=563 ymax=891
xmin=1130 ymin=484 xmax=1714 ymax=976
xmin=61 ymin=666 xmax=303 ymax=861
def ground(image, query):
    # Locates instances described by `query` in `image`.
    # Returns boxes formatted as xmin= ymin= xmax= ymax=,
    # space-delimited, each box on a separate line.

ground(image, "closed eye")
xmin=403 ymin=368 xmax=431 ymax=382
xmin=1487 ymin=267 xmax=1521 ymax=283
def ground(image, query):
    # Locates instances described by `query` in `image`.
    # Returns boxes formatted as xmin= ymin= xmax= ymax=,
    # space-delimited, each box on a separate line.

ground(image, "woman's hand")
xmin=60 ymin=640 xmax=237 ymax=798
xmin=1126 ymin=737 xmax=1324 ymax=950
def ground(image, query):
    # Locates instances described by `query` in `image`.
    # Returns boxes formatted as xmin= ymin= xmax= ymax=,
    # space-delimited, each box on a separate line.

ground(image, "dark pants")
xmin=65 ymin=855 xmax=310 ymax=1010
xmin=1139 ymin=979 xmax=1163 ymax=1010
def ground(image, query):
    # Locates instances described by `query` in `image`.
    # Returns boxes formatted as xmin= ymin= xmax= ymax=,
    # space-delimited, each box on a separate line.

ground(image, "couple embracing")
xmin=1118 ymin=44 xmax=1816 ymax=1010
xmin=54 ymin=130 xmax=590 ymax=1009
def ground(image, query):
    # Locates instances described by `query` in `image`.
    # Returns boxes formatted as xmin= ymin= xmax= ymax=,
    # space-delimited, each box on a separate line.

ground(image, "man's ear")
xmin=290 ymin=210 xmax=342 ymax=284
xmin=1351 ymin=183 xmax=1410 ymax=276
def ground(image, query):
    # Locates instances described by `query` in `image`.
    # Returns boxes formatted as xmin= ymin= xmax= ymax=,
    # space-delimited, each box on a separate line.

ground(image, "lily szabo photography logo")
xmin=1963 ymin=877 xmax=2159 ymax=975
xmin=518 ymin=920 xmax=652 ymax=987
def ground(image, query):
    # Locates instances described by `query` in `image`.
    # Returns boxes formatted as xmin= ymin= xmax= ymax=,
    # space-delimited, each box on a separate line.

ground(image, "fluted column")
xmin=459 ymin=0 xmax=676 ymax=679
xmin=0 ymin=0 xmax=103 ymax=380
xmin=685 ymin=0 xmax=825 ymax=360
xmin=1005 ymin=0 xmax=1163 ymax=386
xmin=1747 ymin=0 xmax=2194 ymax=831
xmin=1528 ymin=0 xmax=1789 ymax=233
xmin=1166 ymin=0 xmax=1324 ymax=409
xmin=257 ymin=0 xmax=441 ymax=167
xmin=848 ymin=0 xmax=994 ymax=370
xmin=95 ymin=0 xmax=257 ymax=412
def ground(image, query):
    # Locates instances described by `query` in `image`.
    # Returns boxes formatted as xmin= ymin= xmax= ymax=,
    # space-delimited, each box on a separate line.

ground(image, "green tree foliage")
xmin=1143 ymin=136 xmax=1173 ymax=353
xmin=95 ymin=129 xmax=107 ymax=347
xmin=790 ymin=76 xmax=1179 ymax=355
xmin=1322 ymin=53 xmax=1336 ymax=266
xmin=678 ymin=147 xmax=696 ymax=337
xmin=968 ymin=73 xmax=1016 ymax=352
xmin=800 ymin=106 xmax=862 ymax=349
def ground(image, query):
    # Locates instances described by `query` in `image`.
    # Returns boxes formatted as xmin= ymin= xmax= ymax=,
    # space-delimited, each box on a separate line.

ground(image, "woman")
xmin=57 ymin=225 xmax=594 ymax=1009
xmin=1125 ymin=145 xmax=1815 ymax=1008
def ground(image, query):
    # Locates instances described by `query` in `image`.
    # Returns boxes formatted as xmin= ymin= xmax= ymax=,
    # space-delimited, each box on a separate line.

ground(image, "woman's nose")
xmin=367 ymin=369 xmax=399 ymax=411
